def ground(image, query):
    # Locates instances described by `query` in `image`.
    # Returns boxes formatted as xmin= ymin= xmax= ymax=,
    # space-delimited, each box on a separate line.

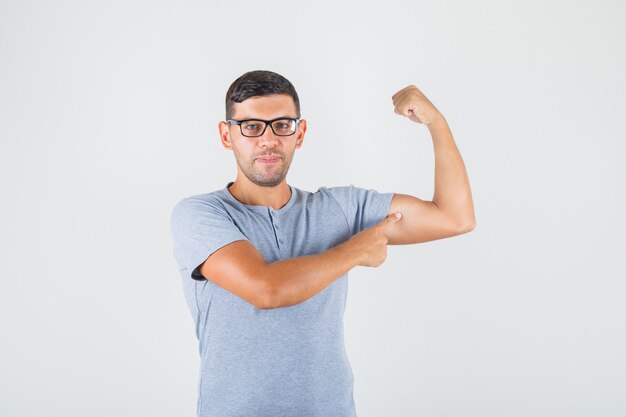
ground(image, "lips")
xmin=257 ymin=156 xmax=281 ymax=163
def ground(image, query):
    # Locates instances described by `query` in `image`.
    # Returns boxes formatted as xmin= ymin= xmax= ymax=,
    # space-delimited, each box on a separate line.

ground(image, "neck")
xmin=227 ymin=177 xmax=292 ymax=210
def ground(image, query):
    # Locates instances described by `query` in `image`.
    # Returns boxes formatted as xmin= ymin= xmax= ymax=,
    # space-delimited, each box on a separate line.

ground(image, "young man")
xmin=170 ymin=70 xmax=475 ymax=417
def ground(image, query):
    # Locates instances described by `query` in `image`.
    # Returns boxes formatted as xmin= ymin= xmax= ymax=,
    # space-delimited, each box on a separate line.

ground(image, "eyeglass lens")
xmin=240 ymin=119 xmax=297 ymax=137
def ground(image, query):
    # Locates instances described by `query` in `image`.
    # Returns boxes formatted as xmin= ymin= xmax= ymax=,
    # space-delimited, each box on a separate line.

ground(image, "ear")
xmin=218 ymin=121 xmax=233 ymax=150
xmin=294 ymin=118 xmax=307 ymax=149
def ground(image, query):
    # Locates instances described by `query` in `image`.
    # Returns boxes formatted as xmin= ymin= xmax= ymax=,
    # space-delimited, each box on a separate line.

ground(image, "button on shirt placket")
xmin=268 ymin=208 xmax=285 ymax=250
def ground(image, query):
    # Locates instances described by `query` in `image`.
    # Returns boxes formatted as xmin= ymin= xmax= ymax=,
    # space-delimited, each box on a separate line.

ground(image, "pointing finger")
xmin=379 ymin=212 xmax=402 ymax=227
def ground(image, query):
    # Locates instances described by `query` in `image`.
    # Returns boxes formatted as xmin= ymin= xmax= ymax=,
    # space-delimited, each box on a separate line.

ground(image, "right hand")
xmin=347 ymin=212 xmax=402 ymax=267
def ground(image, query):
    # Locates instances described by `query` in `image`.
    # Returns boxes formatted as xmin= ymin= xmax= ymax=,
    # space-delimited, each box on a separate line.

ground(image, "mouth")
xmin=256 ymin=156 xmax=282 ymax=164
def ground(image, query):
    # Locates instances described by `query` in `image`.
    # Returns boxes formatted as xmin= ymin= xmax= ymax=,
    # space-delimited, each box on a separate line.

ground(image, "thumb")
xmin=379 ymin=212 xmax=402 ymax=227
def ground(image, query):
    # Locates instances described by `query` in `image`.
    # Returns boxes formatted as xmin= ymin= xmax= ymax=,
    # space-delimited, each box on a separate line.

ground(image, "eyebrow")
xmin=235 ymin=115 xmax=296 ymax=120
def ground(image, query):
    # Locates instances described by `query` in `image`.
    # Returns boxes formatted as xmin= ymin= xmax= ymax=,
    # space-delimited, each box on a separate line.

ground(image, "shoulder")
xmin=315 ymin=184 xmax=384 ymax=205
xmin=314 ymin=184 xmax=356 ymax=200
xmin=301 ymin=185 xmax=356 ymax=210
xmin=310 ymin=183 xmax=391 ymax=206
xmin=170 ymin=190 xmax=230 ymax=224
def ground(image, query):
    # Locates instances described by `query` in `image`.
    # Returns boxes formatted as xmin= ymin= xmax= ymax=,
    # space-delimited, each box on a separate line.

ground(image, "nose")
xmin=257 ymin=124 xmax=280 ymax=147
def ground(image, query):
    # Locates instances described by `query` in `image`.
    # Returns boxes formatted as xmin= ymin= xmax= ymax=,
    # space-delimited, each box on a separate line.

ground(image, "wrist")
xmin=336 ymin=239 xmax=362 ymax=268
xmin=426 ymin=112 xmax=447 ymax=130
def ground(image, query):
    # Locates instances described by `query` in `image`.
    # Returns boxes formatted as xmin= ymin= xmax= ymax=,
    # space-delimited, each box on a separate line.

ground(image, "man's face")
xmin=219 ymin=94 xmax=306 ymax=187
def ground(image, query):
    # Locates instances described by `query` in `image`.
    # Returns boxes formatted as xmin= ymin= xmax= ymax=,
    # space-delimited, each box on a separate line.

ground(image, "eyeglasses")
xmin=227 ymin=117 xmax=300 ymax=137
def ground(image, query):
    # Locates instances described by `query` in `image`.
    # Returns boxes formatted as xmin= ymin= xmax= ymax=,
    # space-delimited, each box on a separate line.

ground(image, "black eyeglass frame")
xmin=226 ymin=117 xmax=301 ymax=137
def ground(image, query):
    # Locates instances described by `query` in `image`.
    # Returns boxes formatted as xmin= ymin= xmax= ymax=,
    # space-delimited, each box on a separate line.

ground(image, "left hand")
xmin=391 ymin=85 xmax=443 ymax=125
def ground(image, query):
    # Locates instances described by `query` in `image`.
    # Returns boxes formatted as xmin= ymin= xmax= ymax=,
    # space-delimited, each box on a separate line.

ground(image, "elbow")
xmin=253 ymin=290 xmax=281 ymax=310
xmin=454 ymin=216 xmax=476 ymax=234
xmin=459 ymin=219 xmax=476 ymax=233
xmin=463 ymin=223 xmax=476 ymax=233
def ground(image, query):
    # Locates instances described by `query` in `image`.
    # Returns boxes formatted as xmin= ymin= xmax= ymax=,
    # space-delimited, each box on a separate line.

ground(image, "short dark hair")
xmin=225 ymin=70 xmax=300 ymax=120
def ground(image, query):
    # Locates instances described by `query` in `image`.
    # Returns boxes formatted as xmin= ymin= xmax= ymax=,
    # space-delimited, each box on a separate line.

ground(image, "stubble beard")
xmin=234 ymin=149 xmax=293 ymax=188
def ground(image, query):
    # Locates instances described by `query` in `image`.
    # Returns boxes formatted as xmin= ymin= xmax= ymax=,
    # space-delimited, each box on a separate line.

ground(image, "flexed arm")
xmin=384 ymin=85 xmax=476 ymax=245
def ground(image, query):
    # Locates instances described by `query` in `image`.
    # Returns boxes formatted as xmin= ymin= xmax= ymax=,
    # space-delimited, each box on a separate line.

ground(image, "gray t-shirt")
xmin=169 ymin=182 xmax=394 ymax=417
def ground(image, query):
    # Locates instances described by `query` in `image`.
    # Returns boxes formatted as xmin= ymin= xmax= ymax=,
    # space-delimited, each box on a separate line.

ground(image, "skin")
xmin=384 ymin=84 xmax=476 ymax=244
xmin=217 ymin=94 xmax=307 ymax=210
xmin=217 ymin=88 xmax=475 ymax=244
xmin=203 ymin=86 xmax=475 ymax=308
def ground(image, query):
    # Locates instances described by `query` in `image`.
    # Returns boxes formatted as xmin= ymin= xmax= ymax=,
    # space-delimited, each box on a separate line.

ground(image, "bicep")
xmin=198 ymin=240 xmax=272 ymax=308
xmin=384 ymin=193 xmax=464 ymax=245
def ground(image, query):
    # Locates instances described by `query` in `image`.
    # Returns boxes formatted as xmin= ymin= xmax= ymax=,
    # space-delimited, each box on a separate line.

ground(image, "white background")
xmin=1 ymin=1 xmax=625 ymax=416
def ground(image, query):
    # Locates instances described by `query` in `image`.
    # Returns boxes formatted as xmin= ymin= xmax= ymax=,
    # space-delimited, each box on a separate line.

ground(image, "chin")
xmin=245 ymin=172 xmax=283 ymax=187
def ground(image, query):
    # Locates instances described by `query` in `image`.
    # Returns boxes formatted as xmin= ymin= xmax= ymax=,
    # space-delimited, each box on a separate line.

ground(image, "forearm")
xmin=428 ymin=115 xmax=475 ymax=227
xmin=262 ymin=240 xmax=360 ymax=309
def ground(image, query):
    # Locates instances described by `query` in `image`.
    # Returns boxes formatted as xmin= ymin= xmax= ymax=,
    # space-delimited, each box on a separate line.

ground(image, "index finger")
xmin=379 ymin=212 xmax=402 ymax=227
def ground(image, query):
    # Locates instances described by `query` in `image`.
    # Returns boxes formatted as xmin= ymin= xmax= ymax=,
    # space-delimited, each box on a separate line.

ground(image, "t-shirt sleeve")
xmin=170 ymin=196 xmax=249 ymax=281
xmin=325 ymin=184 xmax=395 ymax=235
